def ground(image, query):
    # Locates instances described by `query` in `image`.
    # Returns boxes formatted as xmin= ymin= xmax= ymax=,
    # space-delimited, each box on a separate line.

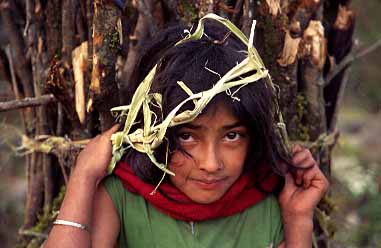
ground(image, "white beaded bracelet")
xmin=53 ymin=219 xmax=90 ymax=232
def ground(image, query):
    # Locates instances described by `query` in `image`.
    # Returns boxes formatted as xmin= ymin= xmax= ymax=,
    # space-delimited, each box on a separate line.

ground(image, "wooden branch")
xmin=76 ymin=6 xmax=87 ymax=43
xmin=324 ymin=2 xmax=355 ymax=131
xmin=325 ymin=39 xmax=381 ymax=85
xmin=90 ymin=0 xmax=121 ymax=130
xmin=46 ymin=59 xmax=84 ymax=137
xmin=253 ymin=1 xmax=299 ymax=137
xmin=265 ymin=0 xmax=281 ymax=16
xmin=16 ymin=134 xmax=89 ymax=183
xmin=0 ymin=94 xmax=56 ymax=112
xmin=17 ymin=135 xmax=89 ymax=155
xmin=62 ymin=0 xmax=76 ymax=65
xmin=19 ymin=229 xmax=48 ymax=239
xmin=72 ymin=42 xmax=88 ymax=124
xmin=198 ymin=0 xmax=215 ymax=17
xmin=277 ymin=30 xmax=301 ymax=66
xmin=217 ymin=1 xmax=237 ymax=16
xmin=56 ymin=103 xmax=64 ymax=136
xmin=324 ymin=41 xmax=380 ymax=132
xmin=45 ymin=0 xmax=62 ymax=61
xmin=119 ymin=11 xmax=133 ymax=59
xmin=1 ymin=1 xmax=36 ymax=137
xmin=231 ymin=0 xmax=244 ymax=24
xmin=120 ymin=5 xmax=151 ymax=92
xmin=0 ymin=49 xmax=11 ymax=85
xmin=1 ymin=1 xmax=35 ymax=98
xmin=16 ymin=135 xmax=88 ymax=183
xmin=160 ymin=0 xmax=180 ymax=23
xmin=23 ymin=153 xmax=44 ymax=229
xmin=136 ymin=0 xmax=158 ymax=34
xmin=299 ymin=58 xmax=327 ymax=139
xmin=25 ymin=0 xmax=57 ymax=215
xmin=119 ymin=1 xmax=159 ymax=103
xmin=299 ymin=20 xmax=327 ymax=140
xmin=241 ymin=0 xmax=255 ymax=36
xmin=328 ymin=69 xmax=350 ymax=133
xmin=24 ymin=0 xmax=33 ymax=36
xmin=4 ymin=45 xmax=28 ymax=131
xmin=86 ymin=0 xmax=94 ymax=66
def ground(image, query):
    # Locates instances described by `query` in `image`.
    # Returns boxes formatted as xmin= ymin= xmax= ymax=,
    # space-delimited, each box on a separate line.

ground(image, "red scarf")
xmin=114 ymin=161 xmax=279 ymax=222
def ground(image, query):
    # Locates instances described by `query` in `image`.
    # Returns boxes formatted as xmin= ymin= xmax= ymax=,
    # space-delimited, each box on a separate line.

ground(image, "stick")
xmin=325 ymin=39 xmax=381 ymax=85
xmin=136 ymin=0 xmax=157 ymax=35
xmin=0 ymin=94 xmax=56 ymax=112
xmin=18 ymin=229 xmax=48 ymax=239
xmin=5 ymin=45 xmax=29 ymax=130
xmin=231 ymin=0 xmax=244 ymax=24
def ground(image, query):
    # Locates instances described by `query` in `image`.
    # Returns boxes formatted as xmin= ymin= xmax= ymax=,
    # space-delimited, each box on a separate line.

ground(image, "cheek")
xmin=224 ymin=144 xmax=249 ymax=175
xmin=168 ymin=152 xmax=194 ymax=185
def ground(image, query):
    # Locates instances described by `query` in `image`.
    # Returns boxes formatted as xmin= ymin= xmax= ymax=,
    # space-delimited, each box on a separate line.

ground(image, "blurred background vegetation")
xmin=329 ymin=0 xmax=381 ymax=247
xmin=0 ymin=0 xmax=380 ymax=247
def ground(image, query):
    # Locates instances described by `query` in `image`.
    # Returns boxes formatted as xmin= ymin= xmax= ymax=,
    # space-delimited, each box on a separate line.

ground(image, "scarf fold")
xmin=114 ymin=161 xmax=279 ymax=222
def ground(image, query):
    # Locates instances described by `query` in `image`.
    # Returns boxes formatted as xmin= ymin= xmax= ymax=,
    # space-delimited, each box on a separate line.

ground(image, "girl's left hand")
xmin=278 ymin=145 xmax=329 ymax=220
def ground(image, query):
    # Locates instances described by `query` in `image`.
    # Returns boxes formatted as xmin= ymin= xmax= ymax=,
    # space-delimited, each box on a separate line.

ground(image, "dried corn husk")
xmin=108 ymin=14 xmax=291 ymax=184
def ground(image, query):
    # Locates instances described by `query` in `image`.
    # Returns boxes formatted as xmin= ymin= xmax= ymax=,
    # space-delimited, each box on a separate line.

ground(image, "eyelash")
xmin=177 ymin=131 xmax=246 ymax=143
xmin=224 ymin=131 xmax=245 ymax=142
xmin=178 ymin=132 xmax=194 ymax=142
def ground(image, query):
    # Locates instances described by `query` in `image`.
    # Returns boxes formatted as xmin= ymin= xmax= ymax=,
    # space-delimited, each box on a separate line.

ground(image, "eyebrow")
xmin=222 ymin=121 xmax=246 ymax=130
xmin=181 ymin=121 xmax=245 ymax=130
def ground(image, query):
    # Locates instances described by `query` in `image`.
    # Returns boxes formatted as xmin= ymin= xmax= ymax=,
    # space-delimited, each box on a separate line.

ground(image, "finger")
xmin=101 ymin=124 xmax=120 ymax=140
xmin=301 ymin=165 xmax=319 ymax=189
xmin=292 ymin=144 xmax=303 ymax=154
xmin=87 ymin=134 xmax=101 ymax=146
xmin=281 ymin=172 xmax=298 ymax=196
xmin=284 ymin=172 xmax=295 ymax=187
xmin=292 ymin=159 xmax=317 ymax=185
xmin=293 ymin=157 xmax=316 ymax=169
xmin=105 ymin=124 xmax=120 ymax=135
xmin=291 ymin=149 xmax=313 ymax=167
xmin=294 ymin=169 xmax=303 ymax=186
xmin=305 ymin=167 xmax=329 ymax=193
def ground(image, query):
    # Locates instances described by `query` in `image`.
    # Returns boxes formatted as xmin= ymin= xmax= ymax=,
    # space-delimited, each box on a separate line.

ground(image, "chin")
xmin=189 ymin=192 xmax=224 ymax=204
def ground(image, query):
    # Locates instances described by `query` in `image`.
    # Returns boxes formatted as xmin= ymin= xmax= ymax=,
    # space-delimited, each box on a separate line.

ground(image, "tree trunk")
xmin=0 ymin=0 xmax=355 ymax=247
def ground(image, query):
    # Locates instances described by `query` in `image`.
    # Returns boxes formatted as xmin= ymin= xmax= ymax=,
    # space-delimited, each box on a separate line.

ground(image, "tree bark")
xmin=0 ymin=1 xmax=356 ymax=246
xmin=89 ymin=0 xmax=121 ymax=130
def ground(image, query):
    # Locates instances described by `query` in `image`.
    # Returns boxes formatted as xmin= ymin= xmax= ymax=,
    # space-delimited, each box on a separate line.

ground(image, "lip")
xmin=190 ymin=177 xmax=227 ymax=190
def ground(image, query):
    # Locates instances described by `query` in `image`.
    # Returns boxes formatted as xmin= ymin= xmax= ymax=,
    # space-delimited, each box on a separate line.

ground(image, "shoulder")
xmin=242 ymin=194 xmax=284 ymax=247
xmin=244 ymin=194 xmax=282 ymax=222
xmin=102 ymin=175 xmax=146 ymax=213
xmin=247 ymin=194 xmax=281 ymax=216
xmin=91 ymin=181 xmax=120 ymax=247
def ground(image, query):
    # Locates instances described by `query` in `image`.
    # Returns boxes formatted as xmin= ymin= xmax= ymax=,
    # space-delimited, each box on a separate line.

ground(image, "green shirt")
xmin=104 ymin=176 xmax=284 ymax=248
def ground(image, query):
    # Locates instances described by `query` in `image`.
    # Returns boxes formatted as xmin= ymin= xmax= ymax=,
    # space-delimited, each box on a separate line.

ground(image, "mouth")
xmin=190 ymin=177 xmax=227 ymax=190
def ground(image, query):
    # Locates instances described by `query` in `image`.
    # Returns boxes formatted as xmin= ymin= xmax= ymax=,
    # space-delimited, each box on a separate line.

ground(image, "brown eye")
xmin=224 ymin=131 xmax=240 ymax=141
xmin=178 ymin=132 xmax=194 ymax=142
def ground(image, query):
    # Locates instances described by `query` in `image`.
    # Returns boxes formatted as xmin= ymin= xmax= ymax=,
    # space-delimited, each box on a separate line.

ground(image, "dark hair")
xmin=122 ymin=21 xmax=283 ymax=192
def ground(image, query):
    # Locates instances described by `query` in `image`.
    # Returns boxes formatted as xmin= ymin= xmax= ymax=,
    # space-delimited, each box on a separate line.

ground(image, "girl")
xmin=45 ymin=15 xmax=328 ymax=248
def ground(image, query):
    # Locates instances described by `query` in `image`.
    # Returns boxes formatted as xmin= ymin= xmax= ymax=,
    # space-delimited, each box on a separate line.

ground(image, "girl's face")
xmin=168 ymin=104 xmax=250 ymax=204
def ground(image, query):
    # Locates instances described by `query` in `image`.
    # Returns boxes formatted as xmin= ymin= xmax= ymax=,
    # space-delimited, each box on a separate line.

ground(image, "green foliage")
xmin=356 ymin=194 xmax=381 ymax=246
xmin=17 ymin=186 xmax=66 ymax=248
xmin=332 ymin=107 xmax=381 ymax=246
xmin=346 ymin=0 xmax=381 ymax=113
xmin=291 ymin=93 xmax=310 ymax=141
xmin=106 ymin=27 xmax=120 ymax=50
xmin=179 ymin=0 xmax=198 ymax=24
xmin=32 ymin=186 xmax=66 ymax=233
xmin=315 ymin=196 xmax=337 ymax=240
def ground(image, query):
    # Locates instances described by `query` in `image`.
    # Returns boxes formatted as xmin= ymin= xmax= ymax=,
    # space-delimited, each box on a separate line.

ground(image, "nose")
xmin=197 ymin=141 xmax=222 ymax=172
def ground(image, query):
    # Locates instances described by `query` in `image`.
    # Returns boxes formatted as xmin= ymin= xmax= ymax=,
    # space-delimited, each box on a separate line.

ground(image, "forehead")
xmin=188 ymin=103 xmax=240 ymax=127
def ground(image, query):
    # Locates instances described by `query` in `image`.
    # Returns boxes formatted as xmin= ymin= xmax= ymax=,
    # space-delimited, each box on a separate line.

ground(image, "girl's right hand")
xmin=73 ymin=124 xmax=119 ymax=185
